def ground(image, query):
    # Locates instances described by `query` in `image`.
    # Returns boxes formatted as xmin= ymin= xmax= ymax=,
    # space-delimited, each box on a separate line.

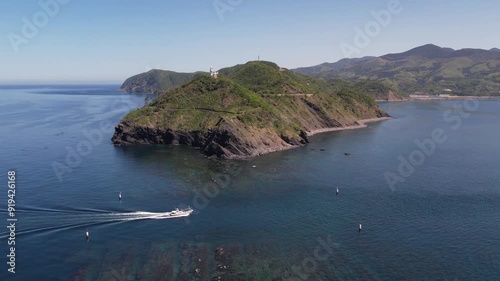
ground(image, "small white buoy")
xmin=359 ymin=224 xmax=362 ymax=232
xmin=336 ymin=187 xmax=339 ymax=195
xmin=252 ymin=165 xmax=256 ymax=168
xmin=86 ymin=229 xmax=89 ymax=240
xmin=118 ymin=192 xmax=122 ymax=201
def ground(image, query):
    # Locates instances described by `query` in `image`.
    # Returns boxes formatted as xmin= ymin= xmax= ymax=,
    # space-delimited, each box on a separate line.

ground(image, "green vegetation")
xmin=320 ymin=79 xmax=402 ymax=100
xmin=219 ymin=61 xmax=319 ymax=95
xmin=121 ymin=69 xmax=199 ymax=94
xmin=122 ymin=61 xmax=387 ymax=137
xmin=337 ymin=88 xmax=377 ymax=108
xmin=294 ymin=44 xmax=500 ymax=96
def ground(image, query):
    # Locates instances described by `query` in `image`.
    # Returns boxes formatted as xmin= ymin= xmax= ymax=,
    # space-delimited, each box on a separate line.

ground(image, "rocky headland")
xmin=112 ymin=61 xmax=389 ymax=159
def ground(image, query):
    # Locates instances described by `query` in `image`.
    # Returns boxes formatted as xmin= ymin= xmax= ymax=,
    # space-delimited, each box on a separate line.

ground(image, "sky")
xmin=1 ymin=0 xmax=500 ymax=83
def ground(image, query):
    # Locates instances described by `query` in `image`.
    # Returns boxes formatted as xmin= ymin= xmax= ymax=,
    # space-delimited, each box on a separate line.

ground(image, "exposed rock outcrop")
xmin=113 ymin=118 xmax=309 ymax=159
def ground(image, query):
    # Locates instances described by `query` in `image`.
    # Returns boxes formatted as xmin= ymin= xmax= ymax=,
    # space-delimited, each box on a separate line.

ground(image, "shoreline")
xmin=305 ymin=117 xmax=391 ymax=137
xmin=409 ymin=96 xmax=498 ymax=101
xmin=116 ymin=116 xmax=393 ymax=160
xmin=225 ymin=117 xmax=392 ymax=159
xmin=376 ymin=96 xmax=499 ymax=102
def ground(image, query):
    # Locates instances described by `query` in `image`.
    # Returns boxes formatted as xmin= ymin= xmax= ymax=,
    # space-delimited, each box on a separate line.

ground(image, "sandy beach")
xmin=409 ymin=96 xmax=497 ymax=100
xmin=306 ymin=117 xmax=391 ymax=136
xmin=376 ymin=96 xmax=499 ymax=102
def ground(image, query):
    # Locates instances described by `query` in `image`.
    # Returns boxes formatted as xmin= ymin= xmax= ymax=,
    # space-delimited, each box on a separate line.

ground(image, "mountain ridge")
xmin=293 ymin=44 xmax=500 ymax=96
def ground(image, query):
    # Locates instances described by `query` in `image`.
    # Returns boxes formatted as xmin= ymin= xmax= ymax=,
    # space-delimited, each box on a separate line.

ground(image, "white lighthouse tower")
xmin=210 ymin=66 xmax=219 ymax=79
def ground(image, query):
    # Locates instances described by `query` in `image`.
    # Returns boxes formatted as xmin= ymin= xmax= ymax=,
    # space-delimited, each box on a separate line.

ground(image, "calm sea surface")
xmin=0 ymin=85 xmax=499 ymax=280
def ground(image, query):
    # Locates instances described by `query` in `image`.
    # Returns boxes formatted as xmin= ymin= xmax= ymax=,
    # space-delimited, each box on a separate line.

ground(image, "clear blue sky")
xmin=1 ymin=0 xmax=499 ymax=83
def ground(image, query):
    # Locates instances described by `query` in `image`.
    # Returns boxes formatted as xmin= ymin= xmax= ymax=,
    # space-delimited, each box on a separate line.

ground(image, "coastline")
xmin=305 ymin=117 xmax=391 ymax=137
xmin=375 ymin=99 xmax=408 ymax=102
xmin=376 ymin=96 xmax=498 ymax=102
xmin=409 ymin=96 xmax=497 ymax=101
xmin=226 ymin=117 xmax=392 ymax=159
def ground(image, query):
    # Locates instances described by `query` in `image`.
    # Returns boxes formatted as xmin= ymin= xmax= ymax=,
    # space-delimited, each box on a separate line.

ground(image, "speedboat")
xmin=169 ymin=207 xmax=193 ymax=218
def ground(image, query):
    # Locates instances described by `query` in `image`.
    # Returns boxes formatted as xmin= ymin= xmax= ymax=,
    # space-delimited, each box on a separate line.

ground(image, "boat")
xmin=168 ymin=207 xmax=193 ymax=218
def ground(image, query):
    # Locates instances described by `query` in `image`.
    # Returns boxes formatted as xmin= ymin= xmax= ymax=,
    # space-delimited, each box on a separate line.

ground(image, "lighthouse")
xmin=210 ymin=66 xmax=219 ymax=79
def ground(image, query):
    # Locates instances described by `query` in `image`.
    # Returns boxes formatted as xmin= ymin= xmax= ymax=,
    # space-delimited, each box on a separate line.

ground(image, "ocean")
xmin=0 ymin=85 xmax=499 ymax=280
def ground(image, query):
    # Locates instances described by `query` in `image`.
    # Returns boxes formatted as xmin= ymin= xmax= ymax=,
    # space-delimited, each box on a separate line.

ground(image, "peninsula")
xmin=112 ymin=61 xmax=389 ymax=159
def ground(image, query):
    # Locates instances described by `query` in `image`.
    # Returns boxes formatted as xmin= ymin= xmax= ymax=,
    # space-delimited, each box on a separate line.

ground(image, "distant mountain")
xmin=121 ymin=69 xmax=198 ymax=94
xmin=293 ymin=57 xmax=375 ymax=74
xmin=112 ymin=61 xmax=388 ymax=159
xmin=293 ymin=44 xmax=500 ymax=96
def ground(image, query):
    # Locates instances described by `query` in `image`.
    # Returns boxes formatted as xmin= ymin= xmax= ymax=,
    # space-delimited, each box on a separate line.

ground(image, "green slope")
xmin=121 ymin=69 xmax=198 ymax=94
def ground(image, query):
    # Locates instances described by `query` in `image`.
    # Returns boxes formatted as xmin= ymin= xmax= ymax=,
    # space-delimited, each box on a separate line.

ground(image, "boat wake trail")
xmin=106 ymin=211 xmax=188 ymax=221
xmin=0 ymin=209 xmax=192 ymax=239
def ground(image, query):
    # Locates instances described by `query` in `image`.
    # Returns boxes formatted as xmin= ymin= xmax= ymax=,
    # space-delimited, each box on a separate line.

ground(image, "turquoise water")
xmin=0 ymin=86 xmax=499 ymax=280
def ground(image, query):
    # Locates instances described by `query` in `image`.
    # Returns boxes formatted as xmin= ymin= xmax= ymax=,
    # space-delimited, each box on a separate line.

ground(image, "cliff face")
xmin=112 ymin=61 xmax=389 ymax=159
xmin=113 ymin=119 xmax=306 ymax=159
xmin=378 ymin=91 xmax=405 ymax=101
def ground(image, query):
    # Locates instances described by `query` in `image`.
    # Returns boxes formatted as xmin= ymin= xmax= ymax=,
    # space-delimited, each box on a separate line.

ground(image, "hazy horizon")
xmin=2 ymin=0 xmax=500 ymax=83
